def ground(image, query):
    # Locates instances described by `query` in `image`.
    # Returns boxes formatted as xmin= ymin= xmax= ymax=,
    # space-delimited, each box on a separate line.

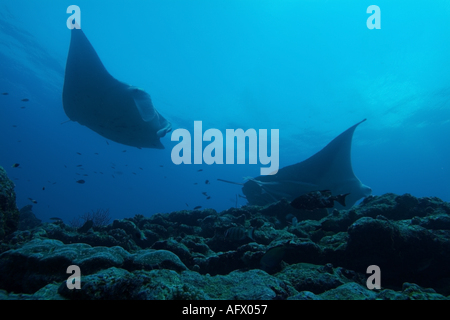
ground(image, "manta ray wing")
xmin=62 ymin=28 xmax=171 ymax=149
xmin=242 ymin=119 xmax=371 ymax=208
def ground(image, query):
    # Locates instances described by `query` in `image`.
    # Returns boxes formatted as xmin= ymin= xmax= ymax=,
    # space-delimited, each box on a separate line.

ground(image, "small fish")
xmin=78 ymin=219 xmax=94 ymax=233
xmin=291 ymin=217 xmax=298 ymax=227
xmin=75 ymin=180 xmax=85 ymax=184
xmin=185 ymin=203 xmax=189 ymax=207
xmin=28 ymin=197 xmax=37 ymax=204
xmin=94 ymin=153 xmax=99 ymax=155
xmin=21 ymin=98 xmax=29 ymax=102
xmin=202 ymin=192 xmax=208 ymax=196
xmin=50 ymin=217 xmax=63 ymax=221
xmin=20 ymin=106 xmax=26 ymax=109
xmin=194 ymin=183 xmax=198 ymax=185
xmin=11 ymin=163 xmax=20 ymax=168
xmin=260 ymin=242 xmax=290 ymax=272
xmin=197 ymin=169 xmax=203 ymax=172
xmin=76 ymin=152 xmax=82 ymax=155
xmin=290 ymin=190 xmax=350 ymax=211
xmin=42 ymin=187 xmax=45 ymax=191
xmin=159 ymin=165 xmax=164 ymax=167
xmin=139 ymin=167 xmax=143 ymax=170
xmin=12 ymin=125 xmax=17 ymax=127
xmin=224 ymin=227 xmax=255 ymax=241
xmin=206 ymin=196 xmax=211 ymax=200
xmin=76 ymin=165 xmax=83 ymax=167
xmin=106 ymin=140 xmax=109 ymax=145
xmin=2 ymin=92 xmax=8 ymax=95
xmin=83 ymin=174 xmax=88 ymax=176
xmin=205 ymin=180 xmax=210 ymax=184
xmin=132 ymin=172 xmax=136 ymax=175
xmin=122 ymin=150 xmax=127 ymax=152
xmin=112 ymin=175 xmax=115 ymax=178
xmin=193 ymin=206 xmax=202 ymax=210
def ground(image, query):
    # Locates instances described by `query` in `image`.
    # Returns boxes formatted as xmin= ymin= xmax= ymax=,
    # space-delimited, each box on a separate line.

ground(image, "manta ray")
xmin=62 ymin=28 xmax=172 ymax=149
xmin=220 ymin=119 xmax=372 ymax=209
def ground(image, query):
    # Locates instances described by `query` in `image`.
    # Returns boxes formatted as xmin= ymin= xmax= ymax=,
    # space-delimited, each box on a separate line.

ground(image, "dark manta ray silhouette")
xmin=219 ymin=119 xmax=372 ymax=209
xmin=62 ymin=28 xmax=172 ymax=149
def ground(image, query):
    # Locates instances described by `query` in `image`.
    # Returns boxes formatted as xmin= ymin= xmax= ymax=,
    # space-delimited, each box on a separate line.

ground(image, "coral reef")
xmin=18 ymin=205 xmax=41 ymax=231
xmin=69 ymin=208 xmax=111 ymax=229
xmin=0 ymin=166 xmax=20 ymax=244
xmin=1 ymin=191 xmax=450 ymax=300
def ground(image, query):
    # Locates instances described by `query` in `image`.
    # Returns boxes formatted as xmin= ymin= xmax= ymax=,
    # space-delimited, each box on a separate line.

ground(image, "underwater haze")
xmin=1 ymin=0 xmax=450 ymax=223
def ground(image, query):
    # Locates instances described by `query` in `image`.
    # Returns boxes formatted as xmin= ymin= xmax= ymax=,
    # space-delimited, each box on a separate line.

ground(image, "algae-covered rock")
xmin=128 ymin=249 xmax=187 ymax=272
xmin=2 ymin=192 xmax=450 ymax=299
xmin=58 ymin=267 xmax=152 ymax=300
xmin=0 ymin=166 xmax=20 ymax=241
xmin=0 ymin=238 xmax=186 ymax=294
xmin=319 ymin=282 xmax=377 ymax=300
xmin=18 ymin=205 xmax=41 ymax=230
xmin=343 ymin=216 xmax=450 ymax=286
xmin=276 ymin=263 xmax=350 ymax=294
xmin=0 ymin=239 xmax=129 ymax=293
xmin=57 ymin=267 xmax=293 ymax=300
xmin=375 ymin=282 xmax=448 ymax=300
xmin=196 ymin=269 xmax=294 ymax=299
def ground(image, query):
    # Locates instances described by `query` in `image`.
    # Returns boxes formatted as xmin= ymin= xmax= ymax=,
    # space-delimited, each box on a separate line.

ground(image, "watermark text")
xmin=171 ymin=121 xmax=279 ymax=175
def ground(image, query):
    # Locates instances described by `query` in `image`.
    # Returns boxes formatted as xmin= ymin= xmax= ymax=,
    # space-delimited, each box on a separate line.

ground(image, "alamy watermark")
xmin=366 ymin=265 xmax=381 ymax=289
xmin=367 ymin=5 xmax=381 ymax=29
xmin=66 ymin=5 xmax=81 ymax=29
xmin=66 ymin=265 xmax=81 ymax=289
xmin=171 ymin=121 xmax=279 ymax=175
xmin=67 ymin=5 xmax=380 ymax=31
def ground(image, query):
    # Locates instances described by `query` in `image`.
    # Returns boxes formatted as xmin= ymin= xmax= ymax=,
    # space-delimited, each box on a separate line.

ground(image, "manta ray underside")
xmin=62 ymin=28 xmax=171 ymax=149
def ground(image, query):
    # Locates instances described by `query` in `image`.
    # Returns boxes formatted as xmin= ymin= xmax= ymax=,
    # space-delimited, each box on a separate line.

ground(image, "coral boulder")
xmin=0 ymin=166 xmax=20 ymax=241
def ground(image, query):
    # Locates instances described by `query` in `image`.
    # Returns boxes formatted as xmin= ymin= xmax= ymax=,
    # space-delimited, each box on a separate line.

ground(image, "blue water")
xmin=1 ymin=0 xmax=449 ymax=223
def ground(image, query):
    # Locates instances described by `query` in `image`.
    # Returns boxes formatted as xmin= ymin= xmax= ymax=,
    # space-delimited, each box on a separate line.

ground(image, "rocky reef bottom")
xmin=1 ymin=193 xmax=450 ymax=300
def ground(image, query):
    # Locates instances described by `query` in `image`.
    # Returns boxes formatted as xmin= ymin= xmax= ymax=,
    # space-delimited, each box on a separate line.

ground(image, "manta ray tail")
xmin=217 ymin=179 xmax=244 ymax=186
